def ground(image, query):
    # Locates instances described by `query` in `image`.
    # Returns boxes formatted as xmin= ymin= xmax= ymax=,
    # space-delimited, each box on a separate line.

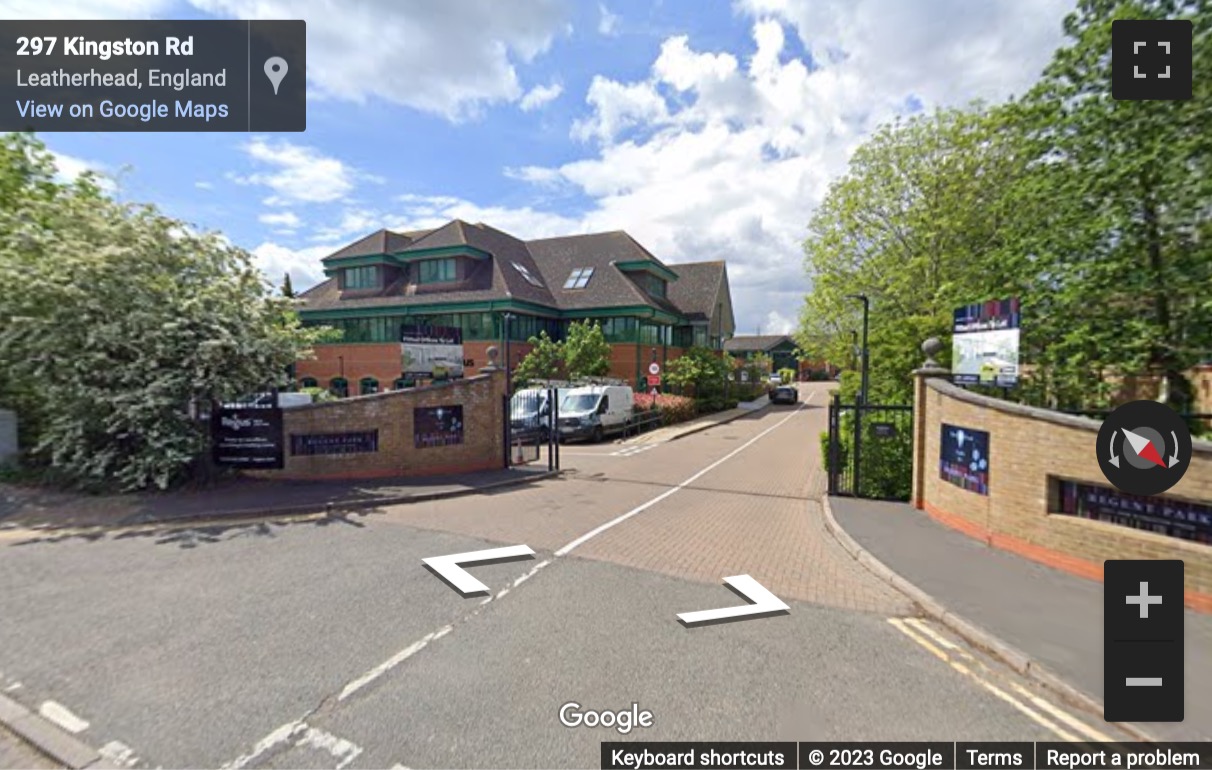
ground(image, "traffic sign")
xmin=646 ymin=374 xmax=661 ymax=386
xmin=648 ymin=362 xmax=660 ymax=375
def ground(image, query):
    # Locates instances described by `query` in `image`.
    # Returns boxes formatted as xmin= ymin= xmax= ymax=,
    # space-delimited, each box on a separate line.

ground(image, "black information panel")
xmin=0 ymin=20 xmax=305 ymax=131
xmin=597 ymin=743 xmax=1212 ymax=770
xmin=1104 ymin=559 xmax=1185 ymax=722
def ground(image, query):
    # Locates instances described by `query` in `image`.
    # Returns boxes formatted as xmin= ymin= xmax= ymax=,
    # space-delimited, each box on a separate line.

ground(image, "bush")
xmin=696 ymin=395 xmax=739 ymax=414
xmin=778 ymin=367 xmax=797 ymax=383
xmin=635 ymin=392 xmax=696 ymax=425
xmin=820 ymin=410 xmax=913 ymax=500
xmin=300 ymin=386 xmax=334 ymax=403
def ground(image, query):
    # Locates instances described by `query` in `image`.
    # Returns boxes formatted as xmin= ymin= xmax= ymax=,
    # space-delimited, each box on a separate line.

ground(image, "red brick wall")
xmin=912 ymin=374 xmax=1212 ymax=610
xmin=248 ymin=370 xmax=508 ymax=481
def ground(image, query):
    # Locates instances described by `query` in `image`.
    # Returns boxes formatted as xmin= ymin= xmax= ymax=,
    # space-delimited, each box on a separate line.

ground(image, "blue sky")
xmin=6 ymin=0 xmax=1074 ymax=335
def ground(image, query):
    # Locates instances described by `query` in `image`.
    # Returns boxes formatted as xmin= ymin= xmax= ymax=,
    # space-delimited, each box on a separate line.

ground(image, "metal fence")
xmin=826 ymin=394 xmax=914 ymax=501
xmin=506 ymin=388 xmax=560 ymax=471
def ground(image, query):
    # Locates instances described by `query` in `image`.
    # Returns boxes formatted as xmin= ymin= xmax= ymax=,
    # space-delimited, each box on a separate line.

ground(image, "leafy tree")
xmin=0 ymin=133 xmax=331 ymax=491
xmin=513 ymin=330 xmax=564 ymax=386
xmin=281 ymin=272 xmax=295 ymax=298
xmin=1013 ymin=0 xmax=1212 ymax=411
xmin=664 ymin=346 xmax=729 ymax=395
xmin=563 ymin=320 xmax=611 ymax=379
xmin=799 ymin=105 xmax=1046 ymax=404
xmin=750 ymin=351 xmax=773 ymax=374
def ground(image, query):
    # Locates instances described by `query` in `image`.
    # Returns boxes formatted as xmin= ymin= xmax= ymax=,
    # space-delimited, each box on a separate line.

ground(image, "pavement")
xmin=827 ymin=496 xmax=1212 ymax=742
xmin=0 ymin=723 xmax=58 ymax=770
xmin=0 ymin=466 xmax=556 ymax=534
xmin=0 ymin=381 xmax=1142 ymax=769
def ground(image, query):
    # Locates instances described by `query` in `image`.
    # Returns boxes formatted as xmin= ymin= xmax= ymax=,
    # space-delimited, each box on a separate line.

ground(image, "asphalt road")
xmin=0 ymin=383 xmax=1136 ymax=769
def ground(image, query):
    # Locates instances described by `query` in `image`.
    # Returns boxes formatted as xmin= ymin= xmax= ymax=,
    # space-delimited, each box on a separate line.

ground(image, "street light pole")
xmin=847 ymin=294 xmax=869 ymax=405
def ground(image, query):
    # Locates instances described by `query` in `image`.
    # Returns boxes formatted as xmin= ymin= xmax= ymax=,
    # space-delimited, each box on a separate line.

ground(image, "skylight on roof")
xmin=564 ymin=267 xmax=594 ymax=289
xmin=511 ymin=261 xmax=543 ymax=287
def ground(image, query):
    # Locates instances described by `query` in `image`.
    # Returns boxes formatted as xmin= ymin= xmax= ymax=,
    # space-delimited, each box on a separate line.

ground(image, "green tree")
xmin=1012 ymin=0 xmax=1212 ymax=411
xmin=513 ymin=330 xmax=564 ymax=386
xmin=281 ymin=272 xmax=295 ymax=298
xmin=563 ymin=320 xmax=611 ymax=379
xmin=664 ymin=346 xmax=729 ymax=395
xmin=799 ymin=105 xmax=1042 ymax=403
xmin=0 ymin=133 xmax=331 ymax=491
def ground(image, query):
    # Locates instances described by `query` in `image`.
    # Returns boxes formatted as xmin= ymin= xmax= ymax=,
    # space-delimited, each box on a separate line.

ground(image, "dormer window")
xmin=564 ymin=267 xmax=594 ymax=289
xmin=418 ymin=257 xmax=457 ymax=284
xmin=344 ymin=265 xmax=380 ymax=290
xmin=641 ymin=273 xmax=666 ymax=298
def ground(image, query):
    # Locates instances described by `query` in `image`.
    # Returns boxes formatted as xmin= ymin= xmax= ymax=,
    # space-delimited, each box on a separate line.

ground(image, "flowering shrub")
xmin=633 ymin=393 xmax=696 ymax=425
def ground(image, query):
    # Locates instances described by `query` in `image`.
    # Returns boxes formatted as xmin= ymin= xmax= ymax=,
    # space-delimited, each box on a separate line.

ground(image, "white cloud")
xmin=512 ymin=3 xmax=1070 ymax=334
xmin=48 ymin=149 xmax=117 ymax=193
xmin=520 ymin=81 xmax=564 ymax=111
xmin=0 ymin=0 xmax=168 ymax=18
xmin=232 ymin=138 xmax=364 ymax=205
xmin=195 ymin=181 xmax=214 ymax=190
xmin=598 ymin=3 xmax=619 ymax=36
xmin=186 ymin=0 xmax=570 ymax=121
xmin=259 ymin=211 xmax=301 ymax=229
xmin=761 ymin=310 xmax=795 ymax=335
xmin=309 ymin=209 xmax=385 ymax=243
xmin=250 ymin=242 xmax=332 ymax=293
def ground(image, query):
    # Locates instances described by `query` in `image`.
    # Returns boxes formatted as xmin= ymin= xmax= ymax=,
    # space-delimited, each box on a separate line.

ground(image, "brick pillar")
xmin=911 ymin=338 xmax=950 ymax=510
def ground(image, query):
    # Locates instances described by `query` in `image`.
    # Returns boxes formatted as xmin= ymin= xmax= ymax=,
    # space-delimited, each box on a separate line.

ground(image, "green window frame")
xmin=344 ymin=265 xmax=380 ymax=290
xmin=359 ymin=377 xmax=379 ymax=395
xmin=329 ymin=377 xmax=349 ymax=398
xmin=300 ymin=377 xmax=318 ymax=389
xmin=418 ymin=258 xmax=457 ymax=284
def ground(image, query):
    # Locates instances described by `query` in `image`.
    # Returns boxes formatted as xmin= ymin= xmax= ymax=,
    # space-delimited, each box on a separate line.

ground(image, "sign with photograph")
xmin=290 ymin=430 xmax=379 ymax=456
xmin=211 ymin=403 xmax=284 ymax=469
xmin=952 ymin=297 xmax=1020 ymax=387
xmin=939 ymin=423 xmax=989 ymax=495
xmin=414 ymin=405 xmax=464 ymax=449
xmin=401 ymin=324 xmax=464 ymax=379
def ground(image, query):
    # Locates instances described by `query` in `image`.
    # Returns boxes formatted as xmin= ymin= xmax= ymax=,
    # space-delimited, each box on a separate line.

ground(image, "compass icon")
xmin=1097 ymin=400 xmax=1191 ymax=496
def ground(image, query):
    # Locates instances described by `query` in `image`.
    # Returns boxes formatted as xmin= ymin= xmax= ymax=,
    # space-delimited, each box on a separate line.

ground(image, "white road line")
xmin=99 ymin=740 xmax=140 ymax=768
xmin=38 ymin=700 xmax=89 ymax=733
xmin=338 ymin=624 xmax=454 ymax=702
xmin=296 ymin=726 xmax=363 ymax=770
xmin=226 ymin=399 xmax=810 ymax=769
xmin=902 ymin=619 xmax=1115 ymax=743
xmin=556 ymin=394 xmax=814 ymax=557
xmin=889 ymin=619 xmax=1079 ymax=741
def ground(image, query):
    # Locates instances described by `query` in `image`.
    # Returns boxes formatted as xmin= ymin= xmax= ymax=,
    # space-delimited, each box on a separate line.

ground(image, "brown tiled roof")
xmin=666 ymin=261 xmax=725 ymax=322
xmin=724 ymin=334 xmax=794 ymax=353
xmin=302 ymin=221 xmax=730 ymax=321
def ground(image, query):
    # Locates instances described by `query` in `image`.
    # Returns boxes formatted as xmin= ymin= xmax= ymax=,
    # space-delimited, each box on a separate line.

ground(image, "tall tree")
xmin=1018 ymin=0 xmax=1212 ymax=411
xmin=281 ymin=271 xmax=295 ymax=298
xmin=0 ymin=134 xmax=332 ymax=490
xmin=513 ymin=330 xmax=564 ymax=386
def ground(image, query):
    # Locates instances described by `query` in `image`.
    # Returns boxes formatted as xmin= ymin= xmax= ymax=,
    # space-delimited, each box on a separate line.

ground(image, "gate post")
xmin=911 ymin=338 xmax=950 ymax=509
xmin=828 ymin=392 xmax=840 ymax=495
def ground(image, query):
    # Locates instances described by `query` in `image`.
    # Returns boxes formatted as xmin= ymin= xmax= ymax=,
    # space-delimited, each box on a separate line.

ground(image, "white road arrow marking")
xmin=677 ymin=574 xmax=789 ymax=627
xmin=423 ymin=544 xmax=535 ymax=597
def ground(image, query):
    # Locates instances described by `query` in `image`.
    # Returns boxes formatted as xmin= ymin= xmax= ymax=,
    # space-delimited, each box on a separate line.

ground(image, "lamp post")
xmin=846 ymin=294 xmax=869 ymax=405
xmin=502 ymin=312 xmax=515 ymax=395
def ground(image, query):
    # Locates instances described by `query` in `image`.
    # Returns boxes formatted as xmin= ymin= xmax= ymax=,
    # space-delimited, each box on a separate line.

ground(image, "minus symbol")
xmin=1126 ymin=677 xmax=1163 ymax=686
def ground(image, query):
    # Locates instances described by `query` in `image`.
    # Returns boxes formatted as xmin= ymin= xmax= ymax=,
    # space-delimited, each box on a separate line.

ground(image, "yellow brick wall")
xmin=248 ymin=370 xmax=507 ymax=481
xmin=913 ymin=375 xmax=1212 ymax=605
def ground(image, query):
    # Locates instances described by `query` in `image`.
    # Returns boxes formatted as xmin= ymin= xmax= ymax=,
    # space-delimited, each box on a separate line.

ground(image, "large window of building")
xmin=329 ymin=377 xmax=349 ymax=398
xmin=672 ymin=326 xmax=694 ymax=348
xmin=418 ymin=258 xmax=457 ymax=284
xmin=638 ymin=273 xmax=666 ymax=298
xmin=344 ymin=265 xmax=380 ymax=290
xmin=359 ymin=377 xmax=379 ymax=395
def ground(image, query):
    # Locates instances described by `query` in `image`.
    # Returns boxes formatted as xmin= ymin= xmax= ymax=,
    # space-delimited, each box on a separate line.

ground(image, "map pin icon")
xmin=264 ymin=56 xmax=288 ymax=95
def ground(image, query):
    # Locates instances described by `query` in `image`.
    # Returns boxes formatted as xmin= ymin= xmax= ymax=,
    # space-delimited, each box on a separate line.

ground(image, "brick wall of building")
xmin=248 ymin=370 xmax=507 ymax=481
xmin=913 ymin=375 xmax=1212 ymax=610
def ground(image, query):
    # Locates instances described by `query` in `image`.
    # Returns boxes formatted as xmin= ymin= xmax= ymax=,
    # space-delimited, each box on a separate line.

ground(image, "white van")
xmin=557 ymin=385 xmax=635 ymax=443
xmin=510 ymin=387 xmax=570 ymax=439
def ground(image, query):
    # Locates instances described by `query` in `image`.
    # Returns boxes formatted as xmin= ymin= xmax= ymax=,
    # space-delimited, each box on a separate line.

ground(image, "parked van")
xmin=510 ymin=387 xmax=570 ymax=440
xmin=557 ymin=385 xmax=635 ymax=443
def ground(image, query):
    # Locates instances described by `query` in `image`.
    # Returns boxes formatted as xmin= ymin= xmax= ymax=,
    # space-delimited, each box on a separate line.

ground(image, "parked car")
xmin=557 ymin=385 xmax=635 ymax=443
xmin=768 ymin=373 xmax=782 ymax=384
xmin=510 ymin=387 xmax=570 ymax=440
xmin=770 ymin=385 xmax=798 ymax=405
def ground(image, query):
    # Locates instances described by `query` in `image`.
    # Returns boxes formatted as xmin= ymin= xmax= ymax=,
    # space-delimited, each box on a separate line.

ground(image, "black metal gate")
xmin=505 ymin=387 xmax=560 ymax=471
xmin=826 ymin=393 xmax=913 ymax=501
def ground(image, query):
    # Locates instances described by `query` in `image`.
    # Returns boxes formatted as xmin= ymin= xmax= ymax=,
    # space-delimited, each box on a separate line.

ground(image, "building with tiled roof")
xmin=294 ymin=220 xmax=736 ymax=394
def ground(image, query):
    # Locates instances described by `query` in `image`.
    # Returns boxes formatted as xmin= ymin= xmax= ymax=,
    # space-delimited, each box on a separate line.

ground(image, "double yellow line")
xmin=888 ymin=617 xmax=1114 ymax=742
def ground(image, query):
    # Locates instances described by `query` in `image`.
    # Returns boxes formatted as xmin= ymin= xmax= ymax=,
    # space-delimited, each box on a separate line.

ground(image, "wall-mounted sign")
xmin=872 ymin=422 xmax=897 ymax=439
xmin=1058 ymin=480 xmax=1212 ymax=545
xmin=415 ymin=405 xmax=464 ymax=449
xmin=211 ymin=403 xmax=284 ymax=469
xmin=939 ymin=423 xmax=989 ymax=495
xmin=952 ymin=297 xmax=1020 ymax=387
xmin=290 ymin=430 xmax=379 ymax=456
xmin=401 ymin=325 xmax=464 ymax=379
